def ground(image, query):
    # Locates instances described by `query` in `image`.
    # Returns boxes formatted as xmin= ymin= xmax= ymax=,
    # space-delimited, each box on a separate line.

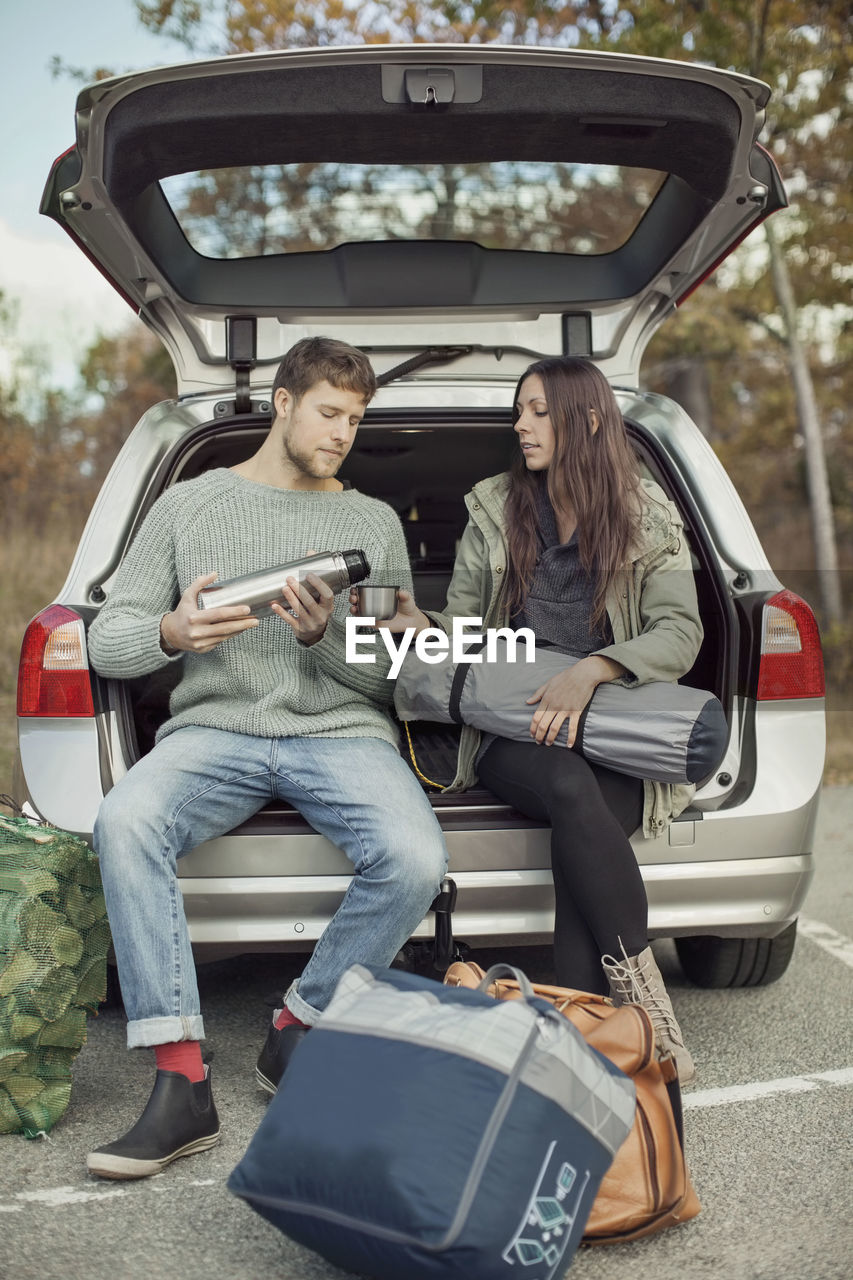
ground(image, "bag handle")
xmin=477 ymin=963 xmax=536 ymax=1001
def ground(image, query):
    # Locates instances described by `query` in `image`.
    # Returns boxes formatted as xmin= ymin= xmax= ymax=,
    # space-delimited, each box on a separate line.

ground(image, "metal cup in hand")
xmin=355 ymin=585 xmax=399 ymax=621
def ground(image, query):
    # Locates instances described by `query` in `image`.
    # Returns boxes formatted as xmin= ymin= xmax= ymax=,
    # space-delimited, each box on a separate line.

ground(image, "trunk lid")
xmin=41 ymin=45 xmax=785 ymax=393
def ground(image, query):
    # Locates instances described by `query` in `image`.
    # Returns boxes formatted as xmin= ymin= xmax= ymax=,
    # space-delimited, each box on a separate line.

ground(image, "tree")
xmin=579 ymin=0 xmax=850 ymax=623
xmin=76 ymin=329 xmax=176 ymax=484
xmin=0 ymin=298 xmax=175 ymax=532
xmin=135 ymin=0 xmax=597 ymax=52
xmin=0 ymin=294 xmax=84 ymax=531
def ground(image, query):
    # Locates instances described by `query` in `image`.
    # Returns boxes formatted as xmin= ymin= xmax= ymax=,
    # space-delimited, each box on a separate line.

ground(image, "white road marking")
xmin=0 ymin=1177 xmax=213 ymax=1212
xmin=799 ymin=916 xmax=853 ymax=970
xmin=14 ymin=1185 xmax=130 ymax=1207
xmin=684 ymin=1066 xmax=853 ymax=1110
xmin=810 ymin=1067 xmax=853 ymax=1085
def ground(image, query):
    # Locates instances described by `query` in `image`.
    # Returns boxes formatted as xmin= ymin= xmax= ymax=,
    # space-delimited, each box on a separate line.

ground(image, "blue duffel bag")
xmin=228 ymin=963 xmax=636 ymax=1280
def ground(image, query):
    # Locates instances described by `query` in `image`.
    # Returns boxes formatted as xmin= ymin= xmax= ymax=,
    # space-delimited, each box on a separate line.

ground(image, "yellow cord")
xmin=403 ymin=721 xmax=449 ymax=791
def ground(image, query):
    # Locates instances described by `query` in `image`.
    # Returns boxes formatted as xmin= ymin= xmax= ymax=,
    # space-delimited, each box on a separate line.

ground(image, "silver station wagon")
xmin=16 ymin=45 xmax=825 ymax=988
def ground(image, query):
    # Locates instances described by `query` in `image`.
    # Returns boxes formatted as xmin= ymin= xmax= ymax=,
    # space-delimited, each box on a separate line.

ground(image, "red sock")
xmin=154 ymin=1041 xmax=205 ymax=1082
xmin=273 ymin=1006 xmax=309 ymax=1031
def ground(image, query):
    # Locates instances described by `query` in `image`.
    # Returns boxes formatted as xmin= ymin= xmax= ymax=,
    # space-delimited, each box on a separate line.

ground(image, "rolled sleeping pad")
xmin=394 ymin=638 xmax=728 ymax=786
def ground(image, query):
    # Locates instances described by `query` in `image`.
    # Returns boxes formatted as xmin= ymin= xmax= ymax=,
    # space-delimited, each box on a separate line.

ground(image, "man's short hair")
xmin=271 ymin=337 xmax=377 ymax=414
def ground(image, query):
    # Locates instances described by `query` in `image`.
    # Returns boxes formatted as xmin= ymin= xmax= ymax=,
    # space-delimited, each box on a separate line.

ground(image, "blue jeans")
xmin=93 ymin=728 xmax=447 ymax=1049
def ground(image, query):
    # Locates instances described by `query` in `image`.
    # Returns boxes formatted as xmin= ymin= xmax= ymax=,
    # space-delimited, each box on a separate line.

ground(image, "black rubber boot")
xmin=87 ymin=1068 xmax=220 ymax=1180
xmin=255 ymin=1023 xmax=310 ymax=1095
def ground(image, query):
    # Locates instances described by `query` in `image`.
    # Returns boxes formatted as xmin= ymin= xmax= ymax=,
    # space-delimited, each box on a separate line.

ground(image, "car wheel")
xmin=675 ymin=921 xmax=798 ymax=988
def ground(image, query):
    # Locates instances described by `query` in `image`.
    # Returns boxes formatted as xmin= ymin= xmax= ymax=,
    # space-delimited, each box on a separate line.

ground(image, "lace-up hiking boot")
xmin=601 ymin=945 xmax=696 ymax=1084
xmin=255 ymin=1022 xmax=310 ymax=1095
xmin=87 ymin=1068 xmax=220 ymax=1180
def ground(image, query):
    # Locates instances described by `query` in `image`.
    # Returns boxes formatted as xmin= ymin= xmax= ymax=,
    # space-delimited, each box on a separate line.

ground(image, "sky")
xmin=1 ymin=1 xmax=189 ymax=386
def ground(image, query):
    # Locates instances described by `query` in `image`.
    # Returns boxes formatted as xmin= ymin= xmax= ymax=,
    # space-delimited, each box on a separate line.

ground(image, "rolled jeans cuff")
xmin=127 ymin=1014 xmax=206 ymax=1050
xmin=283 ymin=980 xmax=322 ymax=1027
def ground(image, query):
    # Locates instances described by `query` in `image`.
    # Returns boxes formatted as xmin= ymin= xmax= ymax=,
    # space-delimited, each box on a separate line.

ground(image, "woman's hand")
xmin=272 ymin=572 xmax=335 ymax=646
xmin=348 ymin=587 xmax=432 ymax=635
xmin=527 ymin=655 xmax=625 ymax=747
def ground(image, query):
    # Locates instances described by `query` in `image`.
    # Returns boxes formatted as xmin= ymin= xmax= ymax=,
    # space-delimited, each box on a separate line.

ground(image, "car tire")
xmin=675 ymin=921 xmax=798 ymax=988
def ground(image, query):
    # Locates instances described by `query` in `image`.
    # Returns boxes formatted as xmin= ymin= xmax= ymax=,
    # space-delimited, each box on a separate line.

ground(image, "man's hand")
xmin=272 ymin=572 xmax=335 ymax=646
xmin=527 ymin=655 xmax=625 ymax=747
xmin=160 ymin=572 xmax=259 ymax=654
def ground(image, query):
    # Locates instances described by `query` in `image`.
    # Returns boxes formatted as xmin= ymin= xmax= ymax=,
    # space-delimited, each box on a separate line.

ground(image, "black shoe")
xmin=255 ymin=1022 xmax=310 ymax=1096
xmin=87 ymin=1068 xmax=220 ymax=1180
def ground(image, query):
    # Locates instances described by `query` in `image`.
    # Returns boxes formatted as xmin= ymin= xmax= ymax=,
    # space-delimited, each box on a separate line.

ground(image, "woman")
xmin=383 ymin=356 xmax=702 ymax=1081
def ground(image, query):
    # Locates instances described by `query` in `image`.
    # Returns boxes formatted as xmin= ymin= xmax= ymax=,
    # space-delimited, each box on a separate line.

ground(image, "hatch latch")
xmin=381 ymin=64 xmax=482 ymax=107
xmin=404 ymin=68 xmax=456 ymax=109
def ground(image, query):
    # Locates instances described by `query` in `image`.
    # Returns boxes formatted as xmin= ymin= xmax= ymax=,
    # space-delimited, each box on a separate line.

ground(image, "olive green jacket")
xmin=426 ymin=472 xmax=704 ymax=838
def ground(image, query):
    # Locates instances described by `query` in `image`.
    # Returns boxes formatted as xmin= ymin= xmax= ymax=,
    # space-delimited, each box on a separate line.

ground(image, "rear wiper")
xmin=374 ymin=346 xmax=473 ymax=387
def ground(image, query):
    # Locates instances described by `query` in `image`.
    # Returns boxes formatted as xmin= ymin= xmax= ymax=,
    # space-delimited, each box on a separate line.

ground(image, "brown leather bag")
xmin=443 ymin=960 xmax=701 ymax=1245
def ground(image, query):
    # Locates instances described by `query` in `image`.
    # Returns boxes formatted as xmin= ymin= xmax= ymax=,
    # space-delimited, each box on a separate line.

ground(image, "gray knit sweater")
xmin=87 ymin=469 xmax=412 ymax=747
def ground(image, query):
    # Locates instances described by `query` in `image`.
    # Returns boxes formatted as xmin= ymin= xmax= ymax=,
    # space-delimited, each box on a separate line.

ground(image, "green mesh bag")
xmin=0 ymin=810 xmax=111 ymax=1138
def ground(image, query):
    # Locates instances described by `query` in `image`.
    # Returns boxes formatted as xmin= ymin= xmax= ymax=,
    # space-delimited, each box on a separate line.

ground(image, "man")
xmin=86 ymin=337 xmax=448 ymax=1180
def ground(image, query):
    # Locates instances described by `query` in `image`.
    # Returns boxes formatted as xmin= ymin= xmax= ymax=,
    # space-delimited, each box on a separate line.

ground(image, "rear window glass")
xmin=160 ymin=161 xmax=665 ymax=259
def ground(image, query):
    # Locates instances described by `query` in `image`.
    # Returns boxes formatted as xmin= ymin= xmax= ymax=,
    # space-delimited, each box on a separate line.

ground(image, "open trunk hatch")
xmin=42 ymin=45 xmax=785 ymax=391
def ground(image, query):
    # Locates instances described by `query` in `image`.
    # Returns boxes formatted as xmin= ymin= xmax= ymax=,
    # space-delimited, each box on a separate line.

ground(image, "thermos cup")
xmin=197 ymin=549 xmax=370 ymax=618
xmin=355 ymin=585 xmax=400 ymax=621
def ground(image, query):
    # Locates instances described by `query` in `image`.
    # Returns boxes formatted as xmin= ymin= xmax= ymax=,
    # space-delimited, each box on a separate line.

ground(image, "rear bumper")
xmin=644 ymin=851 xmax=813 ymax=939
xmin=175 ymin=826 xmax=815 ymax=951
xmin=179 ymin=850 xmax=813 ymax=950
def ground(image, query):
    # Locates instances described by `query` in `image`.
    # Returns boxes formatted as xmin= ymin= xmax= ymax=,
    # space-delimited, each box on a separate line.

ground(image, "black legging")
xmin=477 ymin=737 xmax=647 ymax=995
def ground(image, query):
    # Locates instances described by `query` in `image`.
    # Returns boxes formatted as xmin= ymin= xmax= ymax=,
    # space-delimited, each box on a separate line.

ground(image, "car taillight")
xmin=756 ymin=590 xmax=824 ymax=700
xmin=17 ymin=605 xmax=95 ymax=717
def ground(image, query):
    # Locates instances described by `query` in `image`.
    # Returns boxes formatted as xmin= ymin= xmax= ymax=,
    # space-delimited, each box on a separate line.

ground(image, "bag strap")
xmin=571 ymin=687 xmax=598 ymax=756
xmin=402 ymin=721 xmax=448 ymax=788
xmin=402 ymin=722 xmax=450 ymax=791
xmin=448 ymin=638 xmax=488 ymax=723
xmin=663 ymin=1065 xmax=686 ymax=1152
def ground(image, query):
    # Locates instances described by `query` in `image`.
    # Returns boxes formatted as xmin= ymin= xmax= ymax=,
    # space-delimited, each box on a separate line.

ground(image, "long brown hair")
xmin=504 ymin=356 xmax=641 ymax=628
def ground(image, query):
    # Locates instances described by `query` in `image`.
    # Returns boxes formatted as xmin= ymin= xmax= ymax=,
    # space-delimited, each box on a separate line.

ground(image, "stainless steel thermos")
xmin=197 ymin=549 xmax=370 ymax=618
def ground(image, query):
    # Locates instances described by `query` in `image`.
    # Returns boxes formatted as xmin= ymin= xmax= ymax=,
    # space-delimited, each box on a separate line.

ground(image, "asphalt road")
xmin=2 ymin=788 xmax=852 ymax=1280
